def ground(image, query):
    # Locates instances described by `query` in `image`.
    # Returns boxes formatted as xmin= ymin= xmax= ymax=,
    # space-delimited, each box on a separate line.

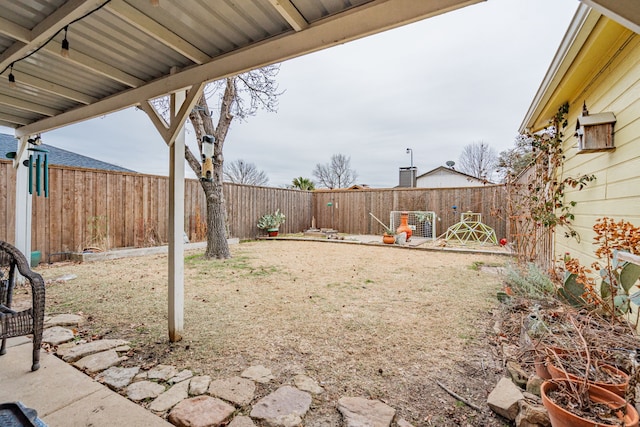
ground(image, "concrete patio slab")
xmin=0 ymin=338 xmax=171 ymax=426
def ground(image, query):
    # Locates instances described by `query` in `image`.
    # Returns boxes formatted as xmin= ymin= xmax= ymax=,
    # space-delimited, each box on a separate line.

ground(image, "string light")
xmin=8 ymin=63 xmax=16 ymax=88
xmin=1 ymin=1 xmax=111 ymax=85
xmin=61 ymin=26 xmax=70 ymax=58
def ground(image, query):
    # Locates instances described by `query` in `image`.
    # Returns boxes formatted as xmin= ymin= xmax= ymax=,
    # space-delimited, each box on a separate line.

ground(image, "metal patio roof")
xmin=0 ymin=0 xmax=482 ymax=138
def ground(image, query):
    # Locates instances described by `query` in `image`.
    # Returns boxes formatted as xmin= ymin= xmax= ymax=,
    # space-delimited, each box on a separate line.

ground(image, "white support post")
xmin=168 ymin=90 xmax=186 ymax=342
xmin=14 ymin=136 xmax=32 ymax=259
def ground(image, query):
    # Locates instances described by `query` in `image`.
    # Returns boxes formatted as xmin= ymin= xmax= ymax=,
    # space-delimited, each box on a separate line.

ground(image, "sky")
xmin=0 ymin=0 xmax=580 ymax=188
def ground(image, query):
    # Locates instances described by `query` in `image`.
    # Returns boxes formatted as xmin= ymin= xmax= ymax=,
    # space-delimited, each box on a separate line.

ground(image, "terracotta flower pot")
xmin=267 ymin=229 xmax=279 ymax=237
xmin=382 ymin=234 xmax=395 ymax=244
xmin=541 ymin=379 xmax=638 ymax=427
xmin=546 ymin=355 xmax=629 ymax=397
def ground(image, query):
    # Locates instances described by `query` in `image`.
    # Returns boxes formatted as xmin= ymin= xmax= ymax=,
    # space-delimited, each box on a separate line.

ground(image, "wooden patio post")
xmin=168 ymin=89 xmax=186 ymax=342
xmin=14 ymin=136 xmax=32 ymax=259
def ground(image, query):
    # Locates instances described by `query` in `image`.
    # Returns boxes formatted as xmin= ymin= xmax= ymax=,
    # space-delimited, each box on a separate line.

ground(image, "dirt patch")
xmin=37 ymin=240 xmax=511 ymax=426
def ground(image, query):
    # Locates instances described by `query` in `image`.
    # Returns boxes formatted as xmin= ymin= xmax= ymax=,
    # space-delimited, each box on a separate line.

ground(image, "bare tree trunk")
xmin=187 ymin=79 xmax=236 ymax=259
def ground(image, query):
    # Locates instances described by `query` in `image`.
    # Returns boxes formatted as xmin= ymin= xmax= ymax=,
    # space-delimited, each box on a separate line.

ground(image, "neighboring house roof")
xmin=416 ymin=166 xmax=491 ymax=184
xmin=0 ymin=133 xmax=136 ymax=173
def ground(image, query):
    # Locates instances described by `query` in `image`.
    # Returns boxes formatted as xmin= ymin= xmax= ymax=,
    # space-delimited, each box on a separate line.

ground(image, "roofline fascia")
xmin=581 ymin=0 xmax=640 ymax=34
xmin=518 ymin=4 xmax=599 ymax=134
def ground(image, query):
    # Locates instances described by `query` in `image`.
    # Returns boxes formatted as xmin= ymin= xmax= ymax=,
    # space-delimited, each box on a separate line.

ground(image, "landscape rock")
xmin=250 ymin=385 xmax=312 ymax=426
xmin=395 ymin=232 xmax=407 ymax=245
xmin=507 ymin=361 xmax=529 ymax=388
xmin=126 ymin=381 xmax=166 ymax=401
xmin=170 ymin=369 xmax=193 ymax=384
xmin=168 ymin=396 xmax=235 ymax=427
xmin=73 ymin=350 xmax=126 ymax=374
xmin=44 ymin=313 xmax=83 ymax=328
xmin=228 ymin=415 xmax=256 ymax=427
xmin=241 ymin=365 xmax=274 ymax=383
xmin=189 ymin=375 xmax=211 ymax=395
xmin=42 ymin=326 xmax=75 ymax=345
xmin=208 ymin=376 xmax=255 ymax=406
xmin=515 ymin=399 xmax=551 ymax=427
xmin=149 ymin=379 xmax=190 ymax=413
xmin=96 ymin=366 xmax=140 ymax=390
xmin=337 ymin=396 xmax=396 ymax=427
xmin=293 ymin=374 xmax=324 ymax=394
xmin=58 ymin=339 xmax=129 ymax=362
xmin=147 ymin=364 xmax=179 ymax=381
xmin=526 ymin=376 xmax=544 ymax=396
xmin=487 ymin=377 xmax=525 ymax=420
xmin=397 ymin=419 xmax=415 ymax=427
xmin=134 ymin=371 xmax=148 ymax=381
xmin=114 ymin=345 xmax=131 ymax=353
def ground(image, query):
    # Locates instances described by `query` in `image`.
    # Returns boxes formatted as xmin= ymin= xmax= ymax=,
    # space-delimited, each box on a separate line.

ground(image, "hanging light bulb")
xmin=150 ymin=0 xmax=159 ymax=6
xmin=61 ymin=26 xmax=70 ymax=58
xmin=8 ymin=63 xmax=16 ymax=88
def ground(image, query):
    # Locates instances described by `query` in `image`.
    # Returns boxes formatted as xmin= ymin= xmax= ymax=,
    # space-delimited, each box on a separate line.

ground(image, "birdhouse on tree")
xmin=575 ymin=103 xmax=616 ymax=153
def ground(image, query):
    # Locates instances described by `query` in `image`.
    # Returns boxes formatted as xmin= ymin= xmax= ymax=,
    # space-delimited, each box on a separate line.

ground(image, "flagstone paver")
xmin=208 ymin=376 xmax=255 ymax=406
xmin=240 ymin=365 xmax=274 ymax=384
xmin=57 ymin=338 xmax=129 ymax=362
xmin=337 ymin=397 xmax=396 ymax=427
xmin=189 ymin=375 xmax=211 ymax=396
xmin=42 ymin=326 xmax=75 ymax=345
xmin=149 ymin=380 xmax=190 ymax=413
xmin=73 ymin=349 xmax=126 ymax=374
xmin=250 ymin=386 xmax=311 ymax=427
xmin=44 ymin=313 xmax=83 ymax=328
xmin=148 ymin=364 xmax=179 ymax=381
xmin=96 ymin=366 xmax=140 ymax=390
xmin=127 ymin=380 xmax=166 ymax=401
xmin=168 ymin=396 xmax=235 ymax=427
xmin=45 ymin=313 xmax=413 ymax=427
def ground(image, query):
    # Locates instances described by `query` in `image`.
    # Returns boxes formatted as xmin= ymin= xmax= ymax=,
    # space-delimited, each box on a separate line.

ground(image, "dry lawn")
xmin=38 ymin=240 xmax=510 ymax=426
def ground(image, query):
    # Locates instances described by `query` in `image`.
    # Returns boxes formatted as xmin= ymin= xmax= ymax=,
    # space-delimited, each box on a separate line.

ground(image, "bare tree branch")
xmin=313 ymin=154 xmax=357 ymax=189
xmin=224 ymin=159 xmax=269 ymax=186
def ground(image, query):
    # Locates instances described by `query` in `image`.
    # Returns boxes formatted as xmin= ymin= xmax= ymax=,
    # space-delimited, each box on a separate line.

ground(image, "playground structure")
xmin=444 ymin=212 xmax=498 ymax=245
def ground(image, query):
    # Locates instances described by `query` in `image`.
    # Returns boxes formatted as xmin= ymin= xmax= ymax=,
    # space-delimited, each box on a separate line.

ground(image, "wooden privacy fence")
xmin=1 ymin=161 xmax=510 ymax=261
xmin=313 ymin=186 xmax=508 ymax=240
xmin=506 ymin=160 xmax=555 ymax=272
xmin=0 ymin=162 xmax=313 ymax=261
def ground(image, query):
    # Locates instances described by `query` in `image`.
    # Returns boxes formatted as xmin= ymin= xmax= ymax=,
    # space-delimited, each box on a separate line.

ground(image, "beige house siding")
xmin=554 ymin=20 xmax=640 ymax=269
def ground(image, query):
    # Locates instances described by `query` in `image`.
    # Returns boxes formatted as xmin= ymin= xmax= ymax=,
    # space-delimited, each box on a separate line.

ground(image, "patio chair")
xmin=0 ymin=241 xmax=45 ymax=371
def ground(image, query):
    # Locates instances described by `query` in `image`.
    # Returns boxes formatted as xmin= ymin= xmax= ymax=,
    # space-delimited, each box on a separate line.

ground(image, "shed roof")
xmin=0 ymin=0 xmax=482 ymax=137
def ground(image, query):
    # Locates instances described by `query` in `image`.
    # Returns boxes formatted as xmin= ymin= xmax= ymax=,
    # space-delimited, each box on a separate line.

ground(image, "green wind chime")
xmin=26 ymin=147 xmax=49 ymax=197
xmin=5 ymin=137 xmax=49 ymax=198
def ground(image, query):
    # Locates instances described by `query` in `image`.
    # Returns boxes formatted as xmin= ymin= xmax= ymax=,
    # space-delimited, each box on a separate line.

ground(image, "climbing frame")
xmin=444 ymin=212 xmax=498 ymax=245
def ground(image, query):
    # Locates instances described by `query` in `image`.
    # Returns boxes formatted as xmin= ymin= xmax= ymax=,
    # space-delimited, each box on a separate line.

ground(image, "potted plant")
xmin=382 ymin=227 xmax=396 ymax=244
xmin=257 ymin=209 xmax=286 ymax=237
xmin=541 ymin=378 xmax=639 ymax=426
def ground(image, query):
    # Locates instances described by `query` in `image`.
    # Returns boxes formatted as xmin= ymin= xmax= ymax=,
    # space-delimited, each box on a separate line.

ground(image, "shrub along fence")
xmin=1 ymin=161 xmax=509 ymax=262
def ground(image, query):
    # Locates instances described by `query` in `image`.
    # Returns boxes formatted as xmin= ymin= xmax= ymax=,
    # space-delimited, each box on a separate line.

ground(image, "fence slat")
xmin=1 ymin=161 xmax=511 ymax=262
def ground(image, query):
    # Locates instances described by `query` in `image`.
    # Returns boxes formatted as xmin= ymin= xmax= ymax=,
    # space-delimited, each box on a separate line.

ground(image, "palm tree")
xmin=292 ymin=177 xmax=315 ymax=191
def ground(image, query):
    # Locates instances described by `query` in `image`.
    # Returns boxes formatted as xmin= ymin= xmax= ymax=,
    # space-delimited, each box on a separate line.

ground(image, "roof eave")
xmin=518 ymin=4 xmax=598 ymax=134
